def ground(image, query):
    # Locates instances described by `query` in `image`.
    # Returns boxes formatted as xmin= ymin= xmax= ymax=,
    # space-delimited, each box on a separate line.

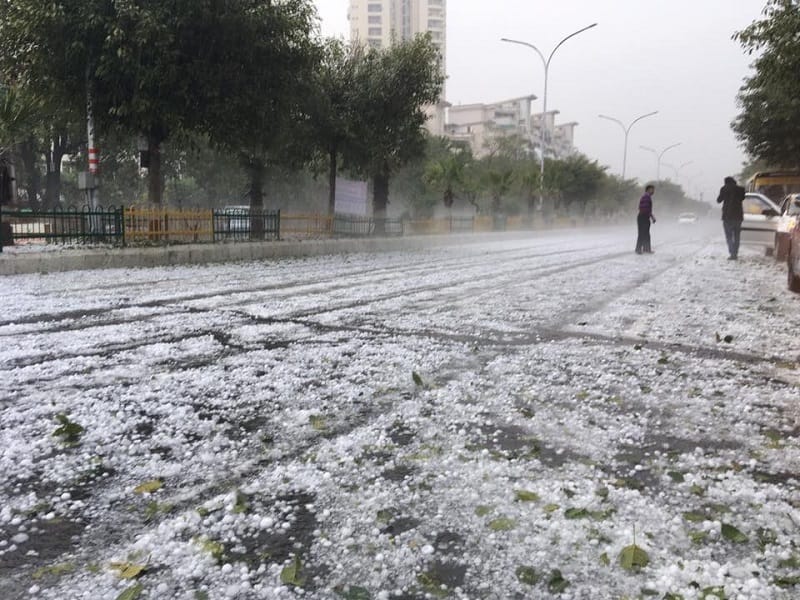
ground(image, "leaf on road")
xmin=333 ymin=584 xmax=371 ymax=599
xmin=412 ymin=371 xmax=423 ymax=387
xmin=619 ymin=544 xmax=649 ymax=571
xmin=110 ymin=561 xmax=146 ymax=579
xmin=721 ymin=523 xmax=748 ymax=544
xmin=309 ymin=415 xmax=327 ymax=431
xmin=487 ymin=517 xmax=516 ymax=531
xmin=116 ymin=583 xmax=143 ymax=600
xmin=515 ymin=565 xmax=538 ymax=585
xmin=133 ymin=480 xmax=162 ymax=494
xmin=280 ymin=555 xmax=305 ymax=587
xmin=547 ymin=569 xmax=569 ymax=593
xmin=514 ymin=490 xmax=539 ymax=502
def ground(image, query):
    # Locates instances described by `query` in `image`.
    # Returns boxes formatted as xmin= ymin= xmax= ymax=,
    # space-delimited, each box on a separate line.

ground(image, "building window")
xmin=428 ymin=19 xmax=443 ymax=29
xmin=368 ymin=15 xmax=381 ymax=24
xmin=368 ymin=3 xmax=382 ymax=12
xmin=368 ymin=27 xmax=382 ymax=36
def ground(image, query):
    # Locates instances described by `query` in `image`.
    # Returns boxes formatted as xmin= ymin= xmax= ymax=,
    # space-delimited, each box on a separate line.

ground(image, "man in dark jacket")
xmin=635 ymin=184 xmax=656 ymax=254
xmin=716 ymin=176 xmax=746 ymax=260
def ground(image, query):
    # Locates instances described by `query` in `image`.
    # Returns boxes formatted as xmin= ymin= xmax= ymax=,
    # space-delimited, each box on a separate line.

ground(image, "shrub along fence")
xmin=0 ymin=205 xmax=543 ymax=251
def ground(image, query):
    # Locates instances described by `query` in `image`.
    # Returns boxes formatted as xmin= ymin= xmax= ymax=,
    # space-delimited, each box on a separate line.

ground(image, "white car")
xmin=678 ymin=212 xmax=697 ymax=224
xmin=774 ymin=193 xmax=800 ymax=260
xmin=741 ymin=192 xmax=781 ymax=250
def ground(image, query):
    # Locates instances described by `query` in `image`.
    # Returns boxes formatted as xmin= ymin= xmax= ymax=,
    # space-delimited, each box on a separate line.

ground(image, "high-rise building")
xmin=347 ymin=0 xmax=446 ymax=87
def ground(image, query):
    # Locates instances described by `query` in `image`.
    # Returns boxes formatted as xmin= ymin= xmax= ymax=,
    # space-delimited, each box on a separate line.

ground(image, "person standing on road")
xmin=716 ymin=176 xmax=746 ymax=260
xmin=635 ymin=184 xmax=656 ymax=254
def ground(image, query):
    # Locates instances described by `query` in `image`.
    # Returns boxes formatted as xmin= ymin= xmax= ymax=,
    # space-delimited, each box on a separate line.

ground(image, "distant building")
xmin=348 ymin=0 xmax=447 ymax=134
xmin=445 ymin=97 xmax=578 ymax=159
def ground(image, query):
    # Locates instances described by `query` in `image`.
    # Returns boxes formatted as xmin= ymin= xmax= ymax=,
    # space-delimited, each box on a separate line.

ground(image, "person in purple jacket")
xmin=635 ymin=184 xmax=657 ymax=254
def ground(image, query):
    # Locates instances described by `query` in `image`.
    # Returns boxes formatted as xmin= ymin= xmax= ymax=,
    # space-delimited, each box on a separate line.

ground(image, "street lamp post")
xmin=640 ymin=143 xmax=681 ymax=182
xmin=597 ymin=111 xmax=658 ymax=179
xmin=501 ymin=23 xmax=597 ymax=209
xmin=661 ymin=160 xmax=694 ymax=181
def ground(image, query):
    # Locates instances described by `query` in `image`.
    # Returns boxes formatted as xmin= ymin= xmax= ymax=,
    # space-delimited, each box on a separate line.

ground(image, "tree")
xmin=308 ymin=39 xmax=364 ymax=216
xmin=347 ymin=34 xmax=445 ymax=230
xmin=423 ymin=140 xmax=472 ymax=210
xmin=733 ymin=0 xmax=800 ymax=168
xmin=201 ymin=0 xmax=319 ymax=236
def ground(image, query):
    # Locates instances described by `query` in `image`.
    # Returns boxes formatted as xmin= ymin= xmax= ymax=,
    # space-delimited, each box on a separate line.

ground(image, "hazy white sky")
xmin=313 ymin=0 xmax=766 ymax=201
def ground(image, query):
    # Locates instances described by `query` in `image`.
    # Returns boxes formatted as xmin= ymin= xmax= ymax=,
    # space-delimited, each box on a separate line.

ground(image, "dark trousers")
xmin=722 ymin=219 xmax=741 ymax=258
xmin=635 ymin=214 xmax=651 ymax=253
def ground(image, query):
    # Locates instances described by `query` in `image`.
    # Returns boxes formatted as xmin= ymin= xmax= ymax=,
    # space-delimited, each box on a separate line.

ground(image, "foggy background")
xmin=314 ymin=0 xmax=766 ymax=203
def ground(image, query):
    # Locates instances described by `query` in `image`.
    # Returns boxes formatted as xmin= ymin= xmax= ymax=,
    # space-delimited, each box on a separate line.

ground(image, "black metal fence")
xmin=212 ymin=208 xmax=281 ymax=242
xmin=333 ymin=215 xmax=404 ymax=237
xmin=0 ymin=205 xmax=125 ymax=250
xmin=0 ymin=205 xmax=487 ymax=251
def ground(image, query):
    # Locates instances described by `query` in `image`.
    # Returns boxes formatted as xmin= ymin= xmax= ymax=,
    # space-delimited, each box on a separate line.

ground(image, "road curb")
xmin=0 ymin=231 xmax=538 ymax=275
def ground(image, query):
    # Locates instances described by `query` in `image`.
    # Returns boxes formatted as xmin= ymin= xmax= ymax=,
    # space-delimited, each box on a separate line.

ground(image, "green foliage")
xmin=52 ymin=413 xmax=83 ymax=445
xmin=733 ymin=1 xmax=800 ymax=168
xmin=412 ymin=371 xmax=424 ymax=387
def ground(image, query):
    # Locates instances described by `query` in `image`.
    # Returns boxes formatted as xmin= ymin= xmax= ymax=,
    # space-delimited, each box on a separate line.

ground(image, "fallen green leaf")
xmin=487 ymin=516 xmax=516 ymax=531
xmin=334 ymin=584 xmax=371 ymax=599
xmin=280 ymin=555 xmax=304 ymax=587
xmin=110 ymin=561 xmax=146 ymax=580
xmin=474 ymin=505 xmax=492 ymax=517
xmin=514 ymin=490 xmax=540 ymax=502
xmin=412 ymin=371 xmax=423 ymax=387
xmin=515 ymin=565 xmax=538 ymax=585
xmin=721 ymin=523 xmax=748 ymax=544
xmin=309 ymin=415 xmax=327 ymax=431
xmin=547 ymin=569 xmax=569 ymax=593
xmin=116 ymin=583 xmax=143 ymax=600
xmin=619 ymin=544 xmax=649 ymax=571
xmin=133 ymin=480 xmax=162 ymax=494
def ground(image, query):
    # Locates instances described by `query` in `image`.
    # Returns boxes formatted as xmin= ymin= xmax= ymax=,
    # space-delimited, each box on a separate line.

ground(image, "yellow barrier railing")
xmin=125 ymin=206 xmax=213 ymax=244
xmin=280 ymin=212 xmax=333 ymax=237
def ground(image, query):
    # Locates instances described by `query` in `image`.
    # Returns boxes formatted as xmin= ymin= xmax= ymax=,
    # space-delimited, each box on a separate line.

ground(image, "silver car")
xmin=741 ymin=192 xmax=781 ymax=250
xmin=774 ymin=193 xmax=800 ymax=260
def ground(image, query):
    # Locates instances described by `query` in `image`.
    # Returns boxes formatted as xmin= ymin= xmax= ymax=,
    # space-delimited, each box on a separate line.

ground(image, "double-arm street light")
xmin=661 ymin=160 xmax=694 ymax=182
xmin=640 ymin=143 xmax=681 ymax=183
xmin=501 ymin=22 xmax=598 ymax=208
xmin=597 ymin=111 xmax=658 ymax=179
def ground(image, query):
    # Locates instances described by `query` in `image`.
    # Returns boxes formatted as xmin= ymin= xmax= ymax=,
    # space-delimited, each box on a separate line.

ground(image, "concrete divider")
xmin=0 ymin=231 xmax=539 ymax=275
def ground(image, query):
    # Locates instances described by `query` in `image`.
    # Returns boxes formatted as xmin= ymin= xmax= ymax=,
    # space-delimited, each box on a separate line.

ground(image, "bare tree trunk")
xmin=247 ymin=161 xmax=265 ymax=240
xmin=328 ymin=145 xmax=337 ymax=217
xmin=147 ymin=136 xmax=163 ymax=205
xmin=19 ymin=139 xmax=40 ymax=209
xmin=44 ymin=135 xmax=67 ymax=209
xmin=372 ymin=171 xmax=389 ymax=235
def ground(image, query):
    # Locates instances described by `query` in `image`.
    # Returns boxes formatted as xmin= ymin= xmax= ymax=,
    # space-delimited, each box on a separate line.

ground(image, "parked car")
xmin=774 ymin=193 xmax=800 ymax=260
xmin=741 ymin=192 xmax=781 ymax=252
xmin=678 ymin=212 xmax=697 ymax=224
xmin=789 ymin=211 xmax=800 ymax=293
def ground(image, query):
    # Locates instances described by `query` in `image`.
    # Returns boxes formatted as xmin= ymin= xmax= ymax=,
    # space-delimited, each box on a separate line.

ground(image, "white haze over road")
xmin=1 ymin=225 xmax=799 ymax=599
xmin=314 ymin=0 xmax=766 ymax=202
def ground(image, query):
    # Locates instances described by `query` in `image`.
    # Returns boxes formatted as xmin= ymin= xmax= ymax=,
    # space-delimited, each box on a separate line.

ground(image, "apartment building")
xmin=348 ymin=0 xmax=448 ymax=133
xmin=446 ymin=99 xmax=578 ymax=159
